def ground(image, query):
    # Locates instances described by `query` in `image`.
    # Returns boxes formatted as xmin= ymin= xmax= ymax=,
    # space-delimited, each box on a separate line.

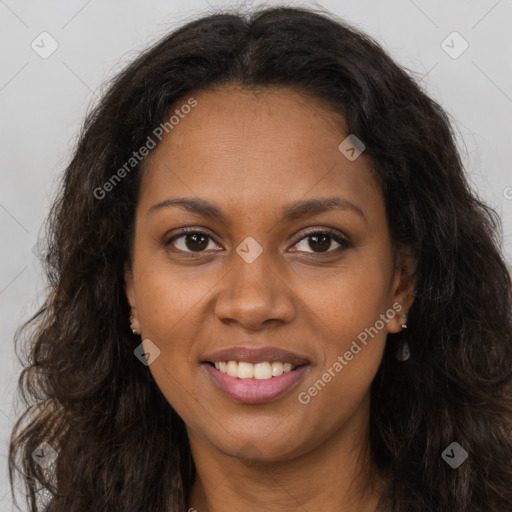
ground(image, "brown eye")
xmin=306 ymin=234 xmax=332 ymax=252
xmin=291 ymin=230 xmax=351 ymax=254
xmin=166 ymin=230 xmax=220 ymax=253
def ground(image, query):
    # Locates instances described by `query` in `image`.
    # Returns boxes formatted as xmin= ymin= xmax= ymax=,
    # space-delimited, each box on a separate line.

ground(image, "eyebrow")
xmin=147 ymin=196 xmax=366 ymax=223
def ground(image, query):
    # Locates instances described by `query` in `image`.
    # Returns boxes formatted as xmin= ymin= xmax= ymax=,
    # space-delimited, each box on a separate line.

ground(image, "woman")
xmin=9 ymin=6 xmax=512 ymax=512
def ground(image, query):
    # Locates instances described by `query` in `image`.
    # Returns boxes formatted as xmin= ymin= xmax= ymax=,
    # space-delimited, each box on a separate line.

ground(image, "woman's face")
xmin=125 ymin=86 xmax=413 ymax=462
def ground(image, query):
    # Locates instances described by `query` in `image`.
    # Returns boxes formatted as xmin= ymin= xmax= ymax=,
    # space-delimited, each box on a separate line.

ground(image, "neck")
xmin=186 ymin=395 xmax=387 ymax=512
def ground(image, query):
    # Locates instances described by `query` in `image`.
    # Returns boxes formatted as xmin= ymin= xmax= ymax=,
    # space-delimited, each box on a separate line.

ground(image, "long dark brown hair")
xmin=9 ymin=6 xmax=512 ymax=511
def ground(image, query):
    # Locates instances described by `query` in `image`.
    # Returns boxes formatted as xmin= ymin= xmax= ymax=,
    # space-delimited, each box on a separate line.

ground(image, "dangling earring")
xmin=395 ymin=339 xmax=410 ymax=361
xmin=395 ymin=314 xmax=410 ymax=361
xmin=130 ymin=315 xmax=138 ymax=335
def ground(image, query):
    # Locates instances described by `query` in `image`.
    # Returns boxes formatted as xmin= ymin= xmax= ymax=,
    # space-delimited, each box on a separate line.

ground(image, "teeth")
xmin=254 ymin=362 xmax=272 ymax=379
xmin=212 ymin=360 xmax=299 ymax=379
xmin=271 ymin=362 xmax=283 ymax=377
xmin=227 ymin=361 xmax=238 ymax=377
xmin=237 ymin=362 xmax=254 ymax=379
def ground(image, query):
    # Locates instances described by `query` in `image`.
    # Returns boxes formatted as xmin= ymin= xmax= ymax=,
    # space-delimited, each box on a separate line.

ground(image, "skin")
xmin=125 ymin=85 xmax=415 ymax=512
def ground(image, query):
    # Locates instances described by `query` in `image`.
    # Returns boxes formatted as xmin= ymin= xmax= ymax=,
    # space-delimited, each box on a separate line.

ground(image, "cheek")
xmin=293 ymin=288 xmax=389 ymax=444
xmin=293 ymin=253 xmax=392 ymax=402
xmin=131 ymin=260 xmax=204 ymax=408
xmin=134 ymin=254 xmax=211 ymax=341
xmin=299 ymin=252 xmax=393 ymax=345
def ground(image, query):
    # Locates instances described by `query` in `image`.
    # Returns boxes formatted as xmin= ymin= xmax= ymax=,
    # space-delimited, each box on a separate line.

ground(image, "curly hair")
xmin=9 ymin=5 xmax=512 ymax=511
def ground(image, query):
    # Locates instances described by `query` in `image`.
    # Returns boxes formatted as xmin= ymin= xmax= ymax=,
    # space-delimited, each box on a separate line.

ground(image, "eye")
xmin=165 ymin=227 xmax=351 ymax=255
xmin=165 ymin=229 xmax=221 ymax=253
xmin=290 ymin=229 xmax=351 ymax=254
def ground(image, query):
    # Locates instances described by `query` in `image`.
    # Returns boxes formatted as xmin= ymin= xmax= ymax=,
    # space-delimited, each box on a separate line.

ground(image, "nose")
xmin=213 ymin=245 xmax=296 ymax=331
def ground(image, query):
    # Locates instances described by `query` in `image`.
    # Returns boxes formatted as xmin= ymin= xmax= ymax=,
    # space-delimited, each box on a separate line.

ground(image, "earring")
xmin=396 ymin=314 xmax=410 ymax=361
xmin=395 ymin=339 xmax=410 ymax=361
xmin=130 ymin=315 xmax=138 ymax=335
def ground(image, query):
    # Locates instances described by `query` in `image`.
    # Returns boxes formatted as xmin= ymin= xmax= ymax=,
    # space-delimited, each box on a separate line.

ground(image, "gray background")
xmin=1 ymin=0 xmax=511 ymax=508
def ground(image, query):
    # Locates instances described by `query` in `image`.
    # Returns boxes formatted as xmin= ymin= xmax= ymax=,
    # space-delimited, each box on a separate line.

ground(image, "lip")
xmin=201 ymin=346 xmax=310 ymax=366
xmin=202 ymin=362 xmax=310 ymax=404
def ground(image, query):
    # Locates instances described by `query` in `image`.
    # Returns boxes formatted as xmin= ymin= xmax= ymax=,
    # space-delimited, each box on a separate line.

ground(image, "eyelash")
xmin=164 ymin=227 xmax=352 ymax=256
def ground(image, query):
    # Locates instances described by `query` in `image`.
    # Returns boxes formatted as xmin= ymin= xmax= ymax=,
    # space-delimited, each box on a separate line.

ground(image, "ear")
xmin=124 ymin=265 xmax=137 ymax=309
xmin=387 ymin=244 xmax=416 ymax=334
xmin=124 ymin=263 xmax=143 ymax=337
xmin=124 ymin=263 xmax=137 ymax=311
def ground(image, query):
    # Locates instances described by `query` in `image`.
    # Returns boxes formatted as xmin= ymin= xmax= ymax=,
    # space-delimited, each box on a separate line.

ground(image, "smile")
xmin=202 ymin=361 xmax=310 ymax=404
xmin=212 ymin=360 xmax=297 ymax=379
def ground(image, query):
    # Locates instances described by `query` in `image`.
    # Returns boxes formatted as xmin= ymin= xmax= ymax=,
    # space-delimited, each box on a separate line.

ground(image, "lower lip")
xmin=202 ymin=363 xmax=310 ymax=404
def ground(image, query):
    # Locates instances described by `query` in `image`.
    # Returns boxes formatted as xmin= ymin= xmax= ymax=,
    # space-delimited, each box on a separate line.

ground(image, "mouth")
xmin=201 ymin=359 xmax=311 ymax=404
xmin=202 ymin=360 xmax=308 ymax=379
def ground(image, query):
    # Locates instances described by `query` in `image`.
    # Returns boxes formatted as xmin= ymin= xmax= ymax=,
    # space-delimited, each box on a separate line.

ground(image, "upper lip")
xmin=202 ymin=346 xmax=310 ymax=365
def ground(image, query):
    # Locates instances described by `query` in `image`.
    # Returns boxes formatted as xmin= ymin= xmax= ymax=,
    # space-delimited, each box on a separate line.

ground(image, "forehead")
xmin=138 ymin=85 xmax=383 ymax=223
